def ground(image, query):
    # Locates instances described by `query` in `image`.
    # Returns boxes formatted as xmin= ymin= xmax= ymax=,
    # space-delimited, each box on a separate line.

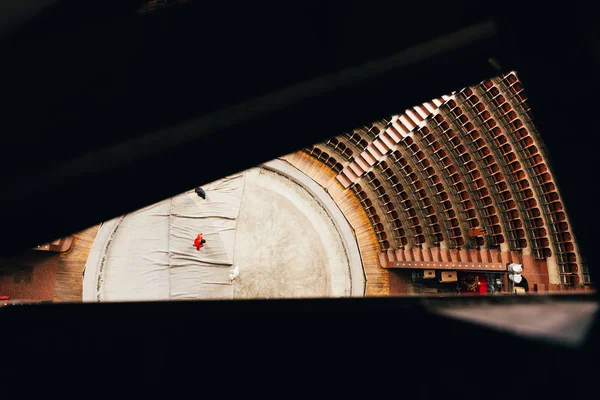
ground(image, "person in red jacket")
xmin=193 ymin=233 xmax=206 ymax=251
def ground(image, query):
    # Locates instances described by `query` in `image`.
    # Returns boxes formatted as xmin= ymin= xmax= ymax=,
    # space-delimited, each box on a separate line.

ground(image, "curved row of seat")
xmin=421 ymin=116 xmax=495 ymax=247
xmin=397 ymin=135 xmax=465 ymax=248
xmin=412 ymin=124 xmax=486 ymax=248
xmin=443 ymin=97 xmax=529 ymax=252
xmin=344 ymin=131 xmax=370 ymax=153
xmin=371 ymin=158 xmax=425 ymax=248
xmin=303 ymin=145 xmax=344 ymax=174
xmin=301 ymin=72 xmax=584 ymax=286
xmin=311 ymin=132 xmax=395 ymax=251
xmin=490 ymin=73 xmax=580 ymax=284
xmin=324 ymin=137 xmax=354 ymax=162
xmin=337 ymin=98 xmax=448 ymax=188
xmin=349 ymin=180 xmax=392 ymax=251
xmin=374 ymin=160 xmax=414 ymax=248
xmin=461 ymin=87 xmax=545 ymax=255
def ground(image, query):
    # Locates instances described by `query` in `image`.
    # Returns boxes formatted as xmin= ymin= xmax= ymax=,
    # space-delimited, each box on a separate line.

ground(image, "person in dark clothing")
xmin=195 ymin=187 xmax=206 ymax=199
xmin=513 ymin=275 xmax=529 ymax=292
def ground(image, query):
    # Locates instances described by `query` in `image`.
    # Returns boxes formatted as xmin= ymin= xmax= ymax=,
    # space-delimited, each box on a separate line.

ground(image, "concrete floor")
xmin=233 ymin=168 xmax=352 ymax=298
xmin=82 ymin=165 xmax=355 ymax=301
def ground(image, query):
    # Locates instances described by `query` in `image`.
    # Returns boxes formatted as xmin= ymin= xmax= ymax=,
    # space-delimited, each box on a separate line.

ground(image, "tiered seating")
xmin=349 ymin=182 xmax=390 ymax=251
xmin=415 ymin=123 xmax=485 ymax=248
xmin=388 ymin=150 xmax=427 ymax=246
xmin=390 ymin=151 xmax=435 ymax=246
xmin=375 ymin=160 xmax=411 ymax=248
xmin=358 ymin=123 xmax=381 ymax=140
xmin=348 ymin=117 xmax=417 ymax=179
xmin=452 ymin=92 xmax=531 ymax=252
xmin=493 ymin=73 xmax=580 ymax=284
xmin=467 ymin=85 xmax=549 ymax=259
xmin=344 ymin=131 xmax=370 ymax=152
xmin=336 ymin=102 xmax=447 ymax=189
xmin=303 ymin=145 xmax=344 ymax=174
xmin=496 ymin=73 xmax=533 ymax=123
xmin=362 ymin=170 xmax=397 ymax=251
xmin=398 ymin=134 xmax=458 ymax=246
xmin=325 ymin=137 xmax=354 ymax=162
xmin=335 ymin=134 xmax=369 ymax=164
xmin=336 ymin=125 xmax=386 ymax=186
xmin=433 ymin=108 xmax=506 ymax=247
xmin=300 ymin=72 xmax=585 ymax=288
xmin=376 ymin=160 xmax=419 ymax=248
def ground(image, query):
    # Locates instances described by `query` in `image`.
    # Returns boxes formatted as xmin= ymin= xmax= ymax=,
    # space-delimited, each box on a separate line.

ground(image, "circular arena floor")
xmin=83 ymin=161 xmax=364 ymax=301
xmin=233 ymin=166 xmax=354 ymax=298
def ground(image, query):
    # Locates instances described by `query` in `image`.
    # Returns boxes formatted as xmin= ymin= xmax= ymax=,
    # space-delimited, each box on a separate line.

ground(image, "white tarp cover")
xmin=82 ymin=173 xmax=244 ymax=302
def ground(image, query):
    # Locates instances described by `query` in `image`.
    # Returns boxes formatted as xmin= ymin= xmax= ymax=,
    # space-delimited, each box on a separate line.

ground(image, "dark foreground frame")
xmin=3 ymin=294 xmax=600 ymax=397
